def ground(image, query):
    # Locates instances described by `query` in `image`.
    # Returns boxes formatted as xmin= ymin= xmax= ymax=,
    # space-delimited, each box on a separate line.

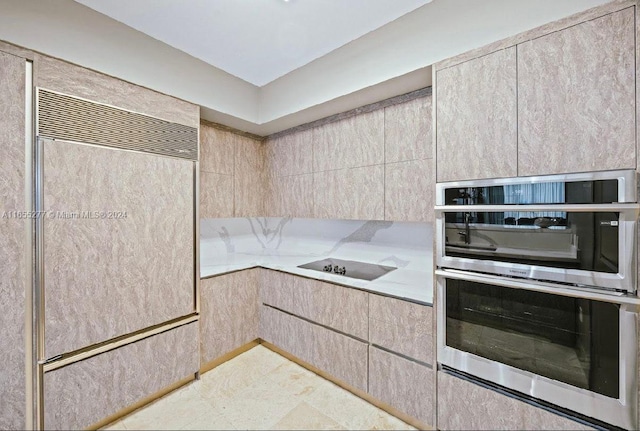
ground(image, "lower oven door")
xmin=436 ymin=269 xmax=638 ymax=429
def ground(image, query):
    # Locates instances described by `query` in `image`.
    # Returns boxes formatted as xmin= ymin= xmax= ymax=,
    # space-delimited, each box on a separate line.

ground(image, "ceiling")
xmin=0 ymin=0 xmax=609 ymax=135
xmin=74 ymin=0 xmax=432 ymax=86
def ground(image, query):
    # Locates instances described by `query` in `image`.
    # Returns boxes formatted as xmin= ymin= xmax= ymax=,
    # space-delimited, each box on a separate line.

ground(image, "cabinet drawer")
xmin=261 ymin=270 xmax=368 ymax=339
xmin=368 ymin=346 xmax=434 ymax=427
xmin=44 ymin=322 xmax=198 ymax=430
xmin=369 ymin=294 xmax=433 ymax=364
xmin=260 ymin=305 xmax=368 ymax=392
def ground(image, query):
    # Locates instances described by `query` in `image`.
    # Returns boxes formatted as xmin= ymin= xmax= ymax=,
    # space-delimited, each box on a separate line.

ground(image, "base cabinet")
xmin=437 ymin=371 xmax=594 ymax=431
xmin=369 ymin=294 xmax=433 ymax=364
xmin=260 ymin=270 xmax=368 ymax=339
xmin=259 ymin=305 xmax=368 ymax=392
xmin=368 ymin=347 xmax=434 ymax=426
xmin=43 ymin=322 xmax=198 ymax=430
xmin=200 ymin=269 xmax=259 ymax=366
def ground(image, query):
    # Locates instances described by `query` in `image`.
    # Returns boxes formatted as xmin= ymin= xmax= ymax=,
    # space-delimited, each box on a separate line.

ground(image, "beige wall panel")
xmin=266 ymin=129 xmax=313 ymax=177
xmin=266 ymin=173 xmax=313 ymax=218
xmin=313 ymin=110 xmax=384 ymax=172
xmin=436 ymin=47 xmax=517 ymax=181
xmin=384 ymin=158 xmax=434 ymax=222
xmin=43 ymin=140 xmax=194 ymax=357
xmin=234 ymin=135 xmax=264 ymax=217
xmin=384 ymin=96 xmax=433 ymax=163
xmin=35 ymin=54 xmax=198 ymax=128
xmin=0 ymin=50 xmax=25 ymax=431
xmin=517 ymin=7 xmax=635 ymax=175
xmin=369 ymin=294 xmax=433 ymax=364
xmin=200 ymin=270 xmax=259 ymax=365
xmin=200 ymin=172 xmax=234 ymax=219
xmin=369 ymin=347 xmax=435 ymax=426
xmin=0 ymin=40 xmax=33 ymax=59
xmin=199 ymin=124 xmax=235 ymax=175
xmin=44 ymin=322 xmax=198 ymax=430
xmin=313 ymin=165 xmax=384 ymax=220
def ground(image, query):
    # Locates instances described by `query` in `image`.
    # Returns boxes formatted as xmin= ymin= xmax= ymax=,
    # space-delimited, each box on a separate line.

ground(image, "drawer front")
xmin=44 ymin=322 xmax=198 ymax=430
xmin=368 ymin=346 xmax=435 ymax=426
xmin=260 ymin=305 xmax=368 ymax=392
xmin=261 ymin=270 xmax=368 ymax=340
xmin=369 ymin=294 xmax=433 ymax=364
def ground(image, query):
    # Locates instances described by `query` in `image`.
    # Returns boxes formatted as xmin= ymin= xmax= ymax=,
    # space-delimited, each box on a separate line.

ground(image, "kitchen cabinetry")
xmin=435 ymin=47 xmax=517 ymax=182
xmin=264 ymin=95 xmax=433 ymax=223
xmin=44 ymin=322 xmax=198 ymax=430
xmin=369 ymin=294 xmax=433 ymax=364
xmin=261 ymin=270 xmax=368 ymax=339
xmin=368 ymin=294 xmax=435 ymax=427
xmin=0 ymin=49 xmax=26 ymax=431
xmin=200 ymin=269 xmax=259 ymax=367
xmin=258 ymin=269 xmax=435 ymax=427
xmin=43 ymin=139 xmax=195 ymax=358
xmin=437 ymin=371 xmax=594 ymax=430
xmin=517 ymin=7 xmax=635 ymax=176
xmin=259 ymin=305 xmax=368 ymax=392
xmin=434 ymin=5 xmax=636 ymax=182
xmin=369 ymin=347 xmax=434 ymax=426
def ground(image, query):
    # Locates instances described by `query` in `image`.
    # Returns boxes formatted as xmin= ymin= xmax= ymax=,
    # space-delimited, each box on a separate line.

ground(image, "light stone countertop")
xmin=200 ymin=218 xmax=434 ymax=305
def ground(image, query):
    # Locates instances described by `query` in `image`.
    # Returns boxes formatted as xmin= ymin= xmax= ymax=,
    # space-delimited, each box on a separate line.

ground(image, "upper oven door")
xmin=435 ymin=171 xmax=639 ymax=293
xmin=435 ymin=204 xmax=637 ymax=293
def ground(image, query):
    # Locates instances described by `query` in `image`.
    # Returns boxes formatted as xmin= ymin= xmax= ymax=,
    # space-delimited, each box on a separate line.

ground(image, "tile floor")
xmin=103 ymin=345 xmax=417 ymax=430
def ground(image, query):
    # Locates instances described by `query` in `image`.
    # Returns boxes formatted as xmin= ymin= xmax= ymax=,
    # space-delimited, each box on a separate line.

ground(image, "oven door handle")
xmin=434 ymin=203 xmax=640 ymax=213
xmin=435 ymin=268 xmax=640 ymax=308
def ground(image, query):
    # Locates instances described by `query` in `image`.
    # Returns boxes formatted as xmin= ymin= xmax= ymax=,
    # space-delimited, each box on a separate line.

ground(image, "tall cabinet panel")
xmin=435 ymin=47 xmax=517 ymax=181
xmin=517 ymin=7 xmax=636 ymax=176
xmin=0 ymin=51 xmax=26 ymax=430
xmin=43 ymin=139 xmax=195 ymax=358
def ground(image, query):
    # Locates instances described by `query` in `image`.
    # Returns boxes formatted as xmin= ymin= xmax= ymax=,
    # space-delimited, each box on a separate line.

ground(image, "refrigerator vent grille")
xmin=37 ymin=89 xmax=198 ymax=160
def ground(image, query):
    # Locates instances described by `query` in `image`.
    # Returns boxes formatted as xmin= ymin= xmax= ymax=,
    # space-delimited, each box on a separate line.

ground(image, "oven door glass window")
xmin=443 ymin=210 xmax=619 ymax=273
xmin=446 ymin=278 xmax=620 ymax=398
xmin=443 ymin=178 xmax=619 ymax=205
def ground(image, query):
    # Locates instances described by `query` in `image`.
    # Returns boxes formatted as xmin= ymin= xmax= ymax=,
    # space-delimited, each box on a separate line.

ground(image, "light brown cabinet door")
xmin=43 ymin=140 xmax=195 ymax=358
xmin=517 ymin=7 xmax=635 ymax=176
xmin=436 ymin=47 xmax=517 ymax=181
xmin=261 ymin=270 xmax=368 ymax=340
xmin=200 ymin=270 xmax=259 ymax=366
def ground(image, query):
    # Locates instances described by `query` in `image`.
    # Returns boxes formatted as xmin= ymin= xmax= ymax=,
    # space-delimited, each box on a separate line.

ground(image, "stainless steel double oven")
xmin=435 ymin=170 xmax=639 ymax=429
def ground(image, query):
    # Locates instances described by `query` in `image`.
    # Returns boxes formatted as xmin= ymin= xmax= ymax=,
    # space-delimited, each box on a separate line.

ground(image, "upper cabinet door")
xmin=436 ymin=47 xmax=517 ymax=182
xmin=517 ymin=7 xmax=636 ymax=176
